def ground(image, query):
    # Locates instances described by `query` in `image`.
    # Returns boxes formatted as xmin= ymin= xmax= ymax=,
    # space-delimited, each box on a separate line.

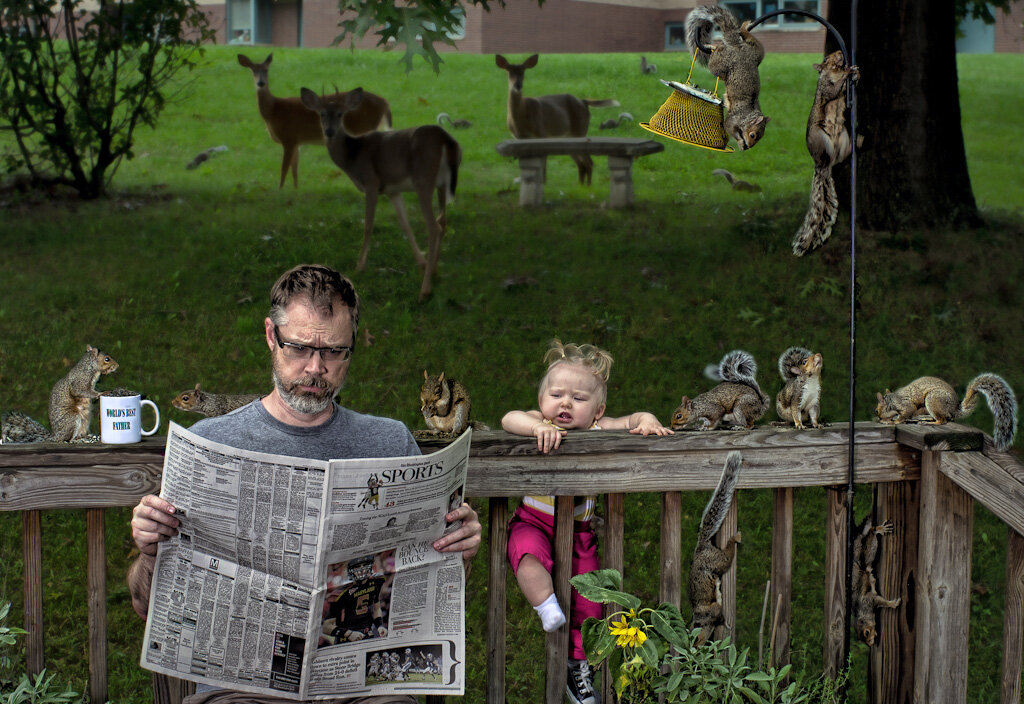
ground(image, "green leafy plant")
xmin=572 ymin=569 xmax=831 ymax=704
xmin=0 ymin=602 xmax=86 ymax=704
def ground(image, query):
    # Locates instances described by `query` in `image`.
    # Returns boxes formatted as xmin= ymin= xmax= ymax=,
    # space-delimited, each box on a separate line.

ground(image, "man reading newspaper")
xmin=128 ymin=264 xmax=481 ymax=704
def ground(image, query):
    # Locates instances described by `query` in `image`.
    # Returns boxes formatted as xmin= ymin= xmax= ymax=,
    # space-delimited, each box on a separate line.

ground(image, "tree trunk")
xmin=827 ymin=0 xmax=981 ymax=231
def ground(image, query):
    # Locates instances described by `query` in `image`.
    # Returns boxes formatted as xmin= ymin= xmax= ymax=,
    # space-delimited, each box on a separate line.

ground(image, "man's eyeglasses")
xmin=274 ymin=326 xmax=353 ymax=363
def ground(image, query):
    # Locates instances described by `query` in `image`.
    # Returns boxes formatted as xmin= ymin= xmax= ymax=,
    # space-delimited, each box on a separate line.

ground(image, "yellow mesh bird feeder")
xmin=640 ymin=51 xmax=733 ymax=153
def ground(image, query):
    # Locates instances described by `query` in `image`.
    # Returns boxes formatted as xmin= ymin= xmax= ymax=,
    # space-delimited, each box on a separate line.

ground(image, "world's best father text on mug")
xmin=100 ymin=394 xmax=160 ymax=443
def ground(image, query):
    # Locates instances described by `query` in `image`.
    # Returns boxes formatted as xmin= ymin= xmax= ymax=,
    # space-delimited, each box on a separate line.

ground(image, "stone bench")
xmin=495 ymin=137 xmax=664 ymax=208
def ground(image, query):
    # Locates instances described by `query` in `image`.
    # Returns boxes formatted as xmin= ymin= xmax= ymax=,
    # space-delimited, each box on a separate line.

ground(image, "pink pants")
xmin=507 ymin=503 xmax=602 ymax=660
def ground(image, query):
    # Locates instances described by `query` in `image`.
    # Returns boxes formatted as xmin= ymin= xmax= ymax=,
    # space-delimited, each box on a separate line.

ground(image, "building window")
xmin=665 ymin=22 xmax=686 ymax=50
xmin=228 ymin=0 xmax=253 ymax=44
xmin=720 ymin=0 xmax=823 ymax=28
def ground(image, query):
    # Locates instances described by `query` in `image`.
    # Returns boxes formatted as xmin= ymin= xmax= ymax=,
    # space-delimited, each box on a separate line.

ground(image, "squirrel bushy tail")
xmin=792 ymin=166 xmax=838 ymax=256
xmin=1 ymin=411 xmax=53 ymax=444
xmin=696 ymin=451 xmax=742 ymax=549
xmin=708 ymin=350 xmax=766 ymax=402
xmin=778 ymin=347 xmax=813 ymax=381
xmin=959 ymin=373 xmax=1018 ymax=451
xmin=685 ymin=4 xmax=736 ymax=64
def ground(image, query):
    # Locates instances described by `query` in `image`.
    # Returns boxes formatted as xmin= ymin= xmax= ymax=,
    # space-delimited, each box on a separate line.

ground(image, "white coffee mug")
xmin=100 ymin=395 xmax=160 ymax=444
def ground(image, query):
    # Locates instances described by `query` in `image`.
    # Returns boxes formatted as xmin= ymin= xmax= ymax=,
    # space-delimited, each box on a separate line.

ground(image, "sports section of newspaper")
xmin=141 ymin=422 xmax=471 ymax=700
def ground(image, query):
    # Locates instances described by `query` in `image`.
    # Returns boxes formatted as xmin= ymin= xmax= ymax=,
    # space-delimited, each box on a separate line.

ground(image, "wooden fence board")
xmin=940 ymin=451 xmax=1024 ymax=535
xmin=1002 ymin=528 xmax=1024 ymax=704
xmin=22 ymin=509 xmax=43 ymax=675
xmin=487 ymin=497 xmax=508 ymax=704
xmin=770 ymin=488 xmax=793 ymax=668
xmin=823 ymin=488 xmax=848 ymax=679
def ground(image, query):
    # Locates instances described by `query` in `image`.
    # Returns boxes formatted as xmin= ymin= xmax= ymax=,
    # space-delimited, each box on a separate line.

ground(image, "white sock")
xmin=534 ymin=594 xmax=566 ymax=632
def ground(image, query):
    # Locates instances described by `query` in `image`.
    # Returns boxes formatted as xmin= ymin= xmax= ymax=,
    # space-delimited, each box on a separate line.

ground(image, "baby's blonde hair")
xmin=539 ymin=339 xmax=614 ymax=403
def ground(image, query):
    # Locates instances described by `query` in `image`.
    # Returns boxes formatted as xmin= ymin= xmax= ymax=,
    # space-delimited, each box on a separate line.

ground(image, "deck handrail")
xmin=2 ymin=421 xmax=1022 ymax=703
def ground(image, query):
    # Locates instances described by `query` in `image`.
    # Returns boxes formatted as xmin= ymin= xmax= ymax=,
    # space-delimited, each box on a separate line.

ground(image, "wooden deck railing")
xmin=2 ymin=421 xmax=1023 ymax=704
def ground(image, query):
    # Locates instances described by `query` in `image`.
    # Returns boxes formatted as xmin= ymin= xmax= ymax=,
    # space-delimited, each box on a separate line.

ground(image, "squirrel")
xmin=875 ymin=374 xmax=1018 ymax=451
xmin=671 ymin=350 xmax=769 ymax=431
xmin=640 ymin=55 xmax=657 ymax=74
xmin=436 ymin=112 xmax=472 ymax=129
xmin=689 ymin=451 xmax=742 ymax=645
xmin=414 ymin=371 xmax=487 ymax=438
xmin=793 ymin=51 xmax=859 ymax=256
xmin=1 ymin=345 xmax=118 ymax=443
xmin=599 ymin=112 xmax=634 ymax=130
xmin=712 ymin=168 xmax=761 ymax=193
xmin=685 ymin=4 xmax=770 ymax=150
xmin=171 ymin=384 xmax=261 ymax=417
xmin=775 ymin=347 xmax=823 ymax=429
xmin=852 ymin=517 xmax=901 ymax=646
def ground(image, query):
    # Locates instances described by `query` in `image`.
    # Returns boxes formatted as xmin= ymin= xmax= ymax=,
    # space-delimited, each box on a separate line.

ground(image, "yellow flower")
xmin=608 ymin=610 xmax=647 ymax=648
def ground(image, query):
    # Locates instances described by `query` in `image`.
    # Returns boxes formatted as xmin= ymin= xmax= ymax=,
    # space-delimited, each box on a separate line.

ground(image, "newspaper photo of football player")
xmin=319 ymin=551 xmax=395 ymax=647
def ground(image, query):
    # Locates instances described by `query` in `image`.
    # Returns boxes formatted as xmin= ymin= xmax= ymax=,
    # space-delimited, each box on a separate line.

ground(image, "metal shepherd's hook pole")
xmin=748 ymin=3 xmax=859 ymax=688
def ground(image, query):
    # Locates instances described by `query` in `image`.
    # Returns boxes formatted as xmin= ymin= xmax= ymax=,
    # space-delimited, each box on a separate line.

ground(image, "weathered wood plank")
xmin=822 ymin=488 xmax=847 ymax=679
xmin=487 ymin=497 xmax=509 ymax=704
xmin=1002 ymin=528 xmax=1024 ymax=704
xmin=660 ymin=491 xmax=682 ymax=608
xmin=23 ymin=509 xmax=43 ymax=675
xmin=603 ymin=493 xmax=624 ymax=704
xmin=872 ymin=481 xmax=919 ymax=704
xmin=713 ymin=498 xmax=739 ymax=643
xmin=894 ymin=422 xmax=984 ymax=452
xmin=151 ymin=673 xmax=194 ymax=704
xmin=915 ymin=451 xmax=973 ymax=704
xmin=939 ymin=451 xmax=1024 ymax=536
xmin=770 ymin=488 xmax=792 ymax=668
xmin=0 ymin=464 xmax=163 ymax=510
xmin=87 ymin=508 xmax=108 ymax=704
xmin=546 ymin=496 xmax=573 ymax=704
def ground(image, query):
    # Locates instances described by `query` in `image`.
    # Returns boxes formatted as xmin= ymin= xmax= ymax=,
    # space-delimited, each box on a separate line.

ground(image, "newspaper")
xmin=141 ymin=421 xmax=471 ymax=700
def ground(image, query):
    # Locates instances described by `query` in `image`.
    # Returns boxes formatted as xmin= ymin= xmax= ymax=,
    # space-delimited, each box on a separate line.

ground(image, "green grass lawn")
xmin=1 ymin=47 xmax=1022 ymax=703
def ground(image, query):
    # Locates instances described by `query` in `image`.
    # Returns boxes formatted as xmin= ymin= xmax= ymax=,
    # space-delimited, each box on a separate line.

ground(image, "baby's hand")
xmin=534 ymin=422 xmax=566 ymax=453
xmin=629 ymin=413 xmax=674 ymax=437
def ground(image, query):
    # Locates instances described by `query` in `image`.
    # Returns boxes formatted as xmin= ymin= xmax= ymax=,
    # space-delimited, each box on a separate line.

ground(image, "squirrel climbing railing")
xmin=2 ymin=422 xmax=1023 ymax=704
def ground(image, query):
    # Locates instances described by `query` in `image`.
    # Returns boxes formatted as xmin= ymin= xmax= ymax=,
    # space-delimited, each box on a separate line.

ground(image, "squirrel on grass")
xmin=1 ymin=345 xmax=118 ymax=443
xmin=689 ymin=451 xmax=742 ymax=645
xmin=852 ymin=517 xmax=901 ymax=646
xmin=875 ymin=374 xmax=1018 ymax=451
xmin=171 ymin=384 xmax=261 ymax=417
xmin=671 ymin=350 xmax=769 ymax=431
xmin=775 ymin=347 xmax=823 ymax=429
xmin=685 ymin=4 xmax=770 ymax=150
xmin=793 ymin=51 xmax=859 ymax=256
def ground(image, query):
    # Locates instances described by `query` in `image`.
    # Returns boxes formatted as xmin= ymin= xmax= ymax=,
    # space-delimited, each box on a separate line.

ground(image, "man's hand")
xmin=131 ymin=494 xmax=180 ymax=555
xmin=433 ymin=502 xmax=482 ymax=562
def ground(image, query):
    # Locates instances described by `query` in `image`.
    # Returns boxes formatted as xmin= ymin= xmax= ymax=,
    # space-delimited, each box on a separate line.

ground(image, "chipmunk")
xmin=875 ymin=374 xmax=1018 ymax=451
xmin=416 ymin=371 xmax=484 ymax=437
xmin=793 ymin=51 xmax=859 ymax=256
xmin=171 ymin=384 xmax=261 ymax=417
xmin=671 ymin=350 xmax=768 ymax=431
xmin=685 ymin=4 xmax=770 ymax=150
xmin=0 ymin=345 xmax=118 ymax=443
xmin=775 ymin=347 xmax=823 ymax=429
xmin=852 ymin=517 xmax=901 ymax=646
xmin=689 ymin=451 xmax=742 ymax=645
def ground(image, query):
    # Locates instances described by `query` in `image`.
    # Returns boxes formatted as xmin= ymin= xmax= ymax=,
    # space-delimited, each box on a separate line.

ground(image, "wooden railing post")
xmin=713 ymin=497 xmax=739 ymax=643
xmin=86 ymin=508 xmax=108 ymax=704
xmin=823 ymin=487 xmax=848 ymax=679
xmin=659 ymin=491 xmax=682 ymax=608
xmin=871 ymin=480 xmax=919 ymax=704
xmin=546 ymin=495 xmax=573 ymax=704
xmin=22 ymin=509 xmax=44 ymax=676
xmin=770 ymin=488 xmax=793 ymax=668
xmin=603 ymin=493 xmax=625 ymax=704
xmin=1001 ymin=528 xmax=1024 ymax=704
xmin=487 ymin=497 xmax=509 ymax=704
xmin=915 ymin=450 xmax=973 ymax=704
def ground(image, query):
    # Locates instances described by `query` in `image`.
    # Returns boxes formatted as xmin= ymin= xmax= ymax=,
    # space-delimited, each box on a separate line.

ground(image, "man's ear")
xmin=264 ymin=318 xmax=276 ymax=351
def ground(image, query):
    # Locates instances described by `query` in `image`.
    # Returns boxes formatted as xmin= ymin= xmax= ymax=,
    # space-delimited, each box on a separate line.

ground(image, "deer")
xmin=300 ymin=87 xmax=461 ymax=301
xmin=495 ymin=53 xmax=619 ymax=186
xmin=237 ymin=53 xmax=392 ymax=189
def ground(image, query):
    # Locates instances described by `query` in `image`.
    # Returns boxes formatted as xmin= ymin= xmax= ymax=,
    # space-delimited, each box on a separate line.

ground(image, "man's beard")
xmin=272 ymin=359 xmax=339 ymax=415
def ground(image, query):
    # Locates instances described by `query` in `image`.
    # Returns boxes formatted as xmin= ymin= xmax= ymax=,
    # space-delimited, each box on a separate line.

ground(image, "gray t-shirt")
xmin=189 ymin=400 xmax=421 ymax=461
xmin=189 ymin=400 xmax=420 ymax=700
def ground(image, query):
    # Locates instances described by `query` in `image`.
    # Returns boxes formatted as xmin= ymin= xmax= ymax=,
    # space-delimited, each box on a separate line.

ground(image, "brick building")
xmin=201 ymin=0 xmax=1023 ymax=54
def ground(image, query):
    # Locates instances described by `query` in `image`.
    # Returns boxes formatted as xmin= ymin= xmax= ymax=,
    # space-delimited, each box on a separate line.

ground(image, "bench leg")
xmin=607 ymin=155 xmax=634 ymax=208
xmin=518 ymin=156 xmax=546 ymax=206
